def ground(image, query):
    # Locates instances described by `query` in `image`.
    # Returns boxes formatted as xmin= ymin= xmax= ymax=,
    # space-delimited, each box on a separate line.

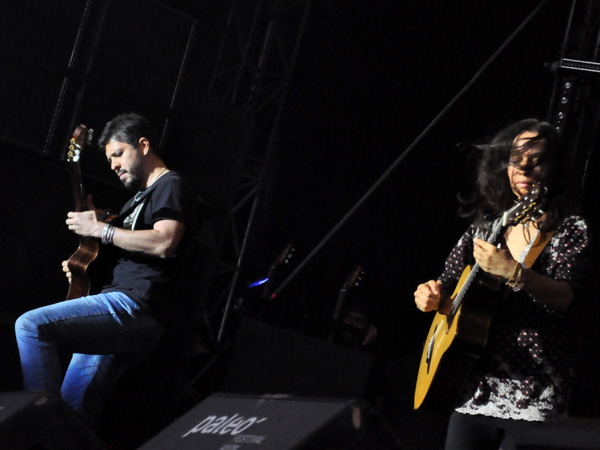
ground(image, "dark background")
xmin=1 ymin=1 xmax=599 ymax=448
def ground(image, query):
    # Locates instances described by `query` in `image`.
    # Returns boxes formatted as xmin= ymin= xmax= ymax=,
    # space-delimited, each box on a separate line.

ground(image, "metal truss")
xmin=547 ymin=0 xmax=600 ymax=205
xmin=206 ymin=0 xmax=312 ymax=341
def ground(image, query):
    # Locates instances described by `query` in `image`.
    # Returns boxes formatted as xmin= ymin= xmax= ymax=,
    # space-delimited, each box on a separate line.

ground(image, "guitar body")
xmin=414 ymin=184 xmax=543 ymax=411
xmin=414 ymin=265 xmax=500 ymax=411
xmin=66 ymin=237 xmax=100 ymax=300
xmin=64 ymin=124 xmax=115 ymax=300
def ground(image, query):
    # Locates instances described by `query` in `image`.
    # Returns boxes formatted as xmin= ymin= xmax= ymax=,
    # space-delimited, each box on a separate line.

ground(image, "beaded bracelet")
xmin=506 ymin=262 xmax=521 ymax=286
xmin=506 ymin=262 xmax=528 ymax=292
xmin=512 ymin=264 xmax=529 ymax=292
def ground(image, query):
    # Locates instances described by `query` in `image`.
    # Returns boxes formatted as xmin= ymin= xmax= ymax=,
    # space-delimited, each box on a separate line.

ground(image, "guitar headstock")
xmin=502 ymin=183 xmax=545 ymax=226
xmin=67 ymin=124 xmax=93 ymax=163
xmin=342 ymin=265 xmax=364 ymax=291
xmin=259 ymin=243 xmax=295 ymax=298
xmin=271 ymin=243 xmax=295 ymax=270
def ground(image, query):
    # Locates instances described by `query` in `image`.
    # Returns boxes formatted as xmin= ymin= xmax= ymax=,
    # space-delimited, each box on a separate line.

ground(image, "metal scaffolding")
xmin=204 ymin=0 xmax=312 ymax=342
xmin=547 ymin=0 xmax=600 ymax=208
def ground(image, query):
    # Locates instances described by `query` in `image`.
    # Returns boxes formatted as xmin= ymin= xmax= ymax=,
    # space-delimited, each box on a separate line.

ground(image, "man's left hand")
xmin=66 ymin=210 xmax=103 ymax=238
xmin=66 ymin=195 xmax=105 ymax=238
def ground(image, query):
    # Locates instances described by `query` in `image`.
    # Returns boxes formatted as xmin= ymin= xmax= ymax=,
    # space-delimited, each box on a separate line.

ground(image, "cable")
xmin=271 ymin=0 xmax=549 ymax=298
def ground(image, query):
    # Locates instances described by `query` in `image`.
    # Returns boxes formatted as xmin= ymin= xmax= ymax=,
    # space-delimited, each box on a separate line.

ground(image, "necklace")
xmin=149 ymin=167 xmax=169 ymax=187
xmin=133 ymin=167 xmax=169 ymax=203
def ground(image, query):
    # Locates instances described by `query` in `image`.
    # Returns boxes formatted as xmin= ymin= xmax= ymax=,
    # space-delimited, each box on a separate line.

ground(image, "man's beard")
xmin=122 ymin=174 xmax=143 ymax=191
xmin=119 ymin=162 xmax=144 ymax=190
xmin=123 ymin=175 xmax=141 ymax=190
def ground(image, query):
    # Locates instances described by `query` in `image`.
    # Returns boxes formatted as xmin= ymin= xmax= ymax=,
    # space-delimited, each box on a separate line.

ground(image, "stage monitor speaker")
xmin=223 ymin=318 xmax=373 ymax=399
xmin=0 ymin=391 xmax=106 ymax=450
xmin=503 ymin=418 xmax=600 ymax=450
xmin=139 ymin=393 xmax=357 ymax=450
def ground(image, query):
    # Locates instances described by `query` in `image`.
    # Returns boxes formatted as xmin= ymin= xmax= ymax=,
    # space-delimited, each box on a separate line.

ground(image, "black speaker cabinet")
xmin=503 ymin=418 xmax=600 ymax=450
xmin=223 ymin=318 xmax=373 ymax=399
xmin=0 ymin=391 xmax=105 ymax=450
xmin=139 ymin=393 xmax=358 ymax=450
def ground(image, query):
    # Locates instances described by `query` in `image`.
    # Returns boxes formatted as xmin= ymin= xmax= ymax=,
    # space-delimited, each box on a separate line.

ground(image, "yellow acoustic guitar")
xmin=414 ymin=185 xmax=543 ymax=411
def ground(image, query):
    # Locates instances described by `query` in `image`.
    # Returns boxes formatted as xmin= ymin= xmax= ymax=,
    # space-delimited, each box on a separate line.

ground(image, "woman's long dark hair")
xmin=459 ymin=118 xmax=572 ymax=231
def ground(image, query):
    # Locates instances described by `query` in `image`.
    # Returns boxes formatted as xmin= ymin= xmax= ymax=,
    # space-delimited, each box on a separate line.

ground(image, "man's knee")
xmin=15 ymin=312 xmax=34 ymax=337
xmin=15 ymin=309 xmax=44 ymax=340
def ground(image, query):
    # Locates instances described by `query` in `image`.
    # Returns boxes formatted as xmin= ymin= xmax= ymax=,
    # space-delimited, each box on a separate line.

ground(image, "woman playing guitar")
xmin=414 ymin=119 xmax=593 ymax=450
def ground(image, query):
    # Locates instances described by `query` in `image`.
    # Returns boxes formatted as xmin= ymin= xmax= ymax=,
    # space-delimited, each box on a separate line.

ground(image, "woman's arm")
xmin=473 ymin=238 xmax=574 ymax=311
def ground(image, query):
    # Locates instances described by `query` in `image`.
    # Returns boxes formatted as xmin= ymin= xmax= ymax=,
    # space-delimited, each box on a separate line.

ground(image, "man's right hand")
xmin=62 ymin=260 xmax=72 ymax=285
xmin=414 ymin=280 xmax=443 ymax=312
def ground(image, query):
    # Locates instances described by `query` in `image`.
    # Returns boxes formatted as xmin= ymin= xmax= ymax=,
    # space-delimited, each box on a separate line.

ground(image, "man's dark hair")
xmin=97 ymin=113 xmax=161 ymax=155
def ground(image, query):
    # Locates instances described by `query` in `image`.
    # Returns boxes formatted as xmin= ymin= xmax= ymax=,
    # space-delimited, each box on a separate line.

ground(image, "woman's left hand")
xmin=473 ymin=238 xmax=516 ymax=279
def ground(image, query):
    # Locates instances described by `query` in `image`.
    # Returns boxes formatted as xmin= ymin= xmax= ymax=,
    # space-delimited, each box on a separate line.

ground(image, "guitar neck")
xmin=66 ymin=124 xmax=92 ymax=213
xmin=451 ymin=218 xmax=505 ymax=315
xmin=69 ymin=161 xmax=85 ymax=212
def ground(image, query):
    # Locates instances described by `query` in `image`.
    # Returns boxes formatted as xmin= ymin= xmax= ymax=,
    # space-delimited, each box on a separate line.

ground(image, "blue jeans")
xmin=14 ymin=292 xmax=164 ymax=429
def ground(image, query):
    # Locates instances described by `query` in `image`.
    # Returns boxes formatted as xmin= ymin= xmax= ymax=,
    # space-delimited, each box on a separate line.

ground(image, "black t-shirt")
xmin=101 ymin=171 xmax=200 ymax=318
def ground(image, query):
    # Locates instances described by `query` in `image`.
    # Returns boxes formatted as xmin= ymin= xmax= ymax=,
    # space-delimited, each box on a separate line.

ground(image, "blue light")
xmin=248 ymin=278 xmax=269 ymax=288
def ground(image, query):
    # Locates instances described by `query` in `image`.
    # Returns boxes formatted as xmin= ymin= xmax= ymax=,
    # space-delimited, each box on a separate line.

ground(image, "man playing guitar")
xmin=15 ymin=113 xmax=202 ymax=430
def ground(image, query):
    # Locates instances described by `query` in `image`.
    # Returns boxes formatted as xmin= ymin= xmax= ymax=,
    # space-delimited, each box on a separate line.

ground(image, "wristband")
xmin=101 ymin=224 xmax=115 ymax=245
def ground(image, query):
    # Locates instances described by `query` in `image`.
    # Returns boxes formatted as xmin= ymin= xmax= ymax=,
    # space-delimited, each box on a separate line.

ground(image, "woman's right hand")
xmin=62 ymin=260 xmax=72 ymax=285
xmin=414 ymin=280 xmax=443 ymax=312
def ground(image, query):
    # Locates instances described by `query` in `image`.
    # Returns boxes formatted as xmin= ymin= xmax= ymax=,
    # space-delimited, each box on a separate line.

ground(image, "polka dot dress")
xmin=438 ymin=216 xmax=592 ymax=421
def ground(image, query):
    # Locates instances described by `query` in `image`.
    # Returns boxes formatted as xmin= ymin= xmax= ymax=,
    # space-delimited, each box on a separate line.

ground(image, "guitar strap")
xmin=522 ymin=229 xmax=555 ymax=269
xmin=113 ymin=182 xmax=162 ymax=229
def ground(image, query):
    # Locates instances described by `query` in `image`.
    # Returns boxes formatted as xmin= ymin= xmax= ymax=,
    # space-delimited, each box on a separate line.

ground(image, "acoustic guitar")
xmin=262 ymin=243 xmax=295 ymax=299
xmin=65 ymin=124 xmax=100 ymax=300
xmin=414 ymin=185 xmax=542 ymax=411
xmin=328 ymin=264 xmax=364 ymax=343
